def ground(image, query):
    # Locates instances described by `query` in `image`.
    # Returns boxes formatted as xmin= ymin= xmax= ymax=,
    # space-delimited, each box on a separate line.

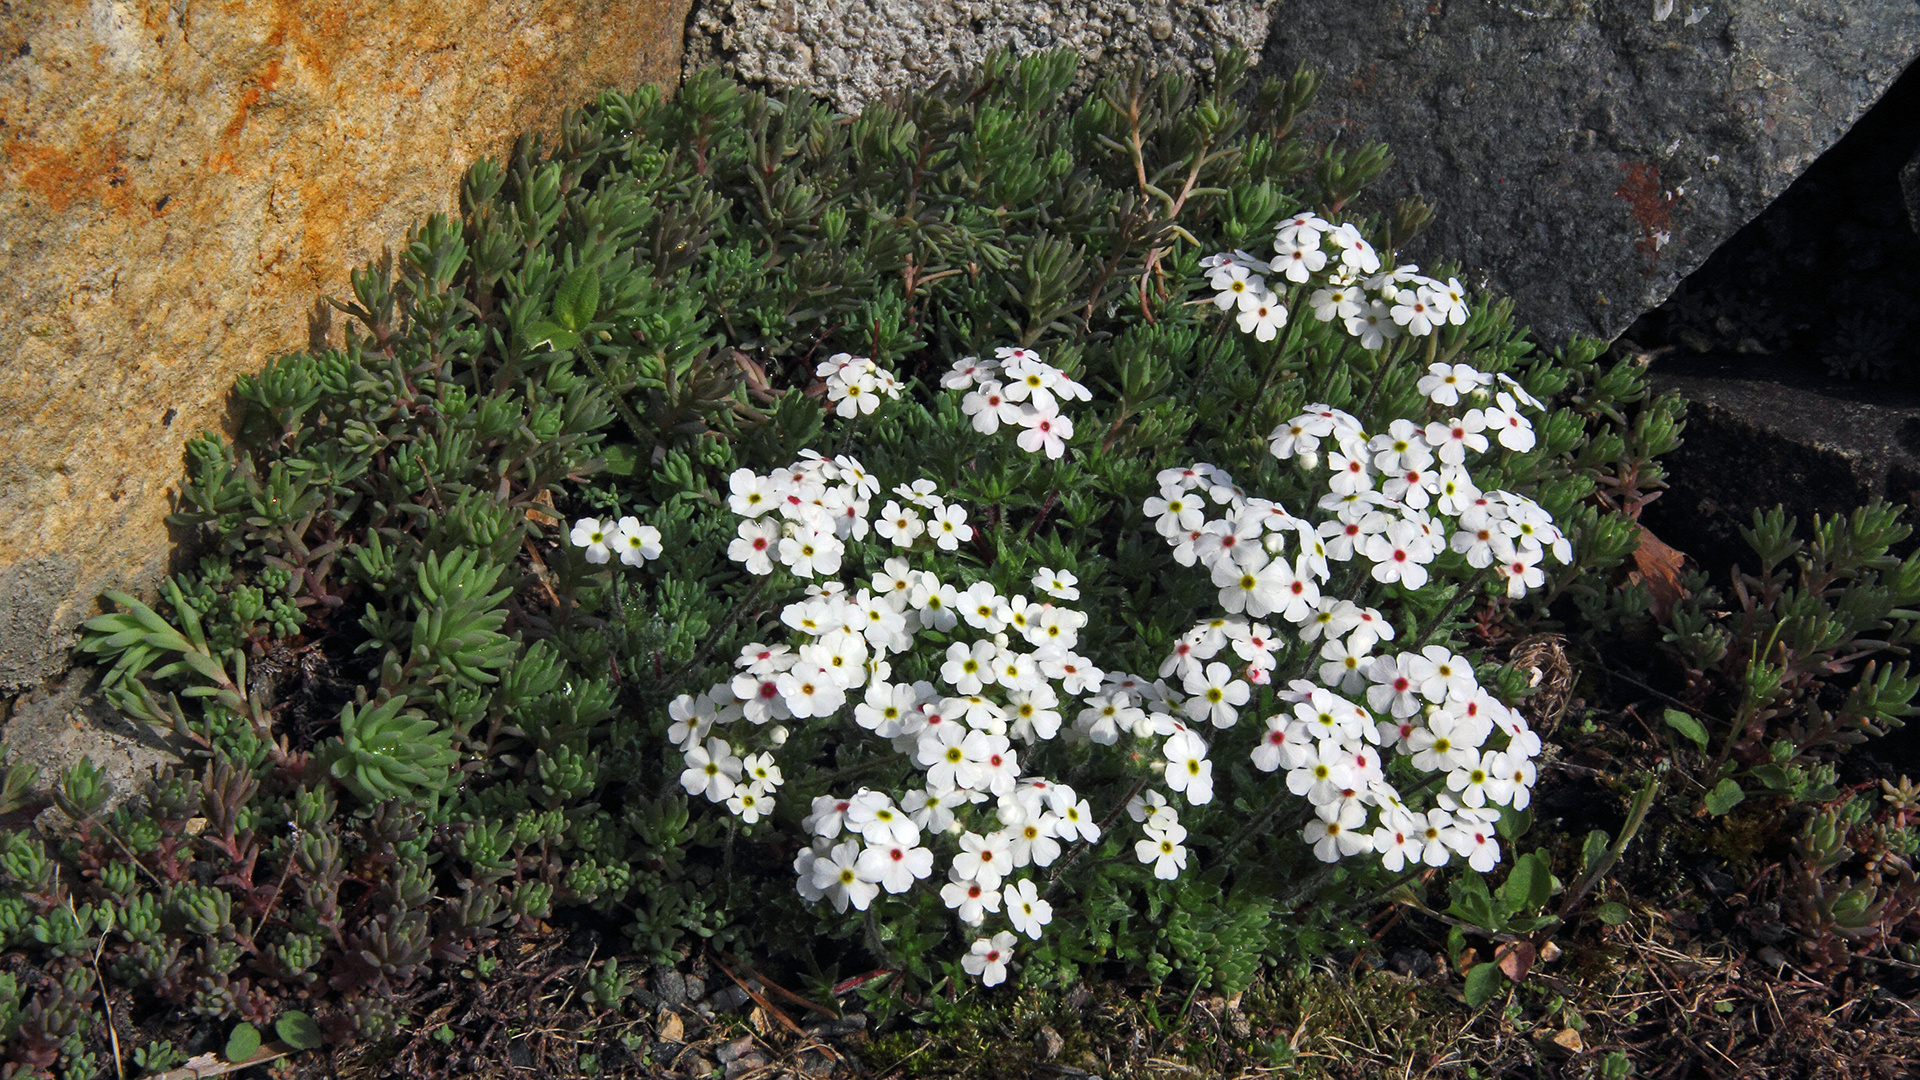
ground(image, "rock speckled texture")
xmin=684 ymin=0 xmax=1276 ymax=110
xmin=1257 ymin=0 xmax=1920 ymax=345
xmin=0 ymin=0 xmax=691 ymax=693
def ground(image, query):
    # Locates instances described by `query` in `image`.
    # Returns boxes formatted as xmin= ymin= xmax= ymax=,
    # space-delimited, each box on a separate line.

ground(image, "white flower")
xmin=727 ymin=783 xmax=774 ymax=823
xmin=930 ymin=503 xmax=974 ymax=550
xmin=1032 ymin=567 xmax=1080 ymax=601
xmin=1309 ymin=281 xmax=1365 ymax=324
xmin=1209 ymin=263 xmax=1267 ymax=310
xmin=1408 ymin=713 xmax=1482 ymax=773
xmin=727 ymin=469 xmax=778 ymax=517
xmin=1001 ymin=356 xmax=1063 ymax=413
xmin=1252 ymin=713 xmax=1309 ymax=772
xmin=1180 ymin=663 xmax=1248 ymax=729
xmin=778 ymin=524 xmax=844 ymax=578
xmin=847 ymin=790 xmax=921 ymax=847
xmin=569 ymin=518 xmax=615 ymax=564
xmin=776 ymin=663 xmax=847 ymax=720
xmin=1162 ymin=730 xmax=1215 ymax=805
xmin=610 ymin=516 xmax=662 ymax=566
xmin=1303 ymin=799 xmax=1371 ymax=862
xmin=812 ymin=840 xmax=880 ymax=912
xmin=1005 ymin=878 xmax=1054 ymax=939
xmin=678 ymin=737 xmax=742 ymax=801
xmin=910 ymin=574 xmax=961 ymax=632
xmin=1287 ymin=740 xmax=1356 ymax=804
xmin=740 ymin=752 xmax=783 ymax=789
xmin=874 ymin=501 xmax=925 ymax=546
xmin=1344 ymin=299 xmax=1400 ymax=349
xmin=1416 ymin=362 xmax=1489 ymax=407
xmin=963 ymin=931 xmax=1018 ymax=986
xmin=1135 ymin=825 xmax=1189 ymax=880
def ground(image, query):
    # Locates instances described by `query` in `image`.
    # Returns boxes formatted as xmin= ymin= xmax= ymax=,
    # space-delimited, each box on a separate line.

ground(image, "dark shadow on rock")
xmin=1645 ymin=355 xmax=1920 ymax=581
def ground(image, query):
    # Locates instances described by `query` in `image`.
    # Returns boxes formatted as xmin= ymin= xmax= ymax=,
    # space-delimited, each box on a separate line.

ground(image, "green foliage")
xmin=22 ymin=47 xmax=1698 ymax=1071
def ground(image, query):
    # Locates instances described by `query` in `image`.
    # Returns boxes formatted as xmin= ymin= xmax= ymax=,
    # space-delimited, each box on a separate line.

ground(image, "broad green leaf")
xmin=600 ymin=443 xmax=642 ymax=478
xmin=276 ymin=1011 xmax=324 ymax=1050
xmin=1661 ymin=708 xmax=1709 ymax=751
xmin=1499 ymin=850 xmax=1553 ymax=914
xmin=525 ymin=321 xmax=579 ymax=352
xmin=1580 ymin=829 xmax=1610 ymax=873
xmin=1593 ymin=902 xmax=1629 ymax=926
xmin=1463 ymin=960 xmax=1502 ymax=1008
xmin=553 ymin=266 xmax=600 ymax=332
xmin=1704 ymin=778 xmax=1746 ymax=816
xmin=225 ymin=1022 xmax=261 ymax=1062
xmin=1448 ymin=870 xmax=1498 ymax=930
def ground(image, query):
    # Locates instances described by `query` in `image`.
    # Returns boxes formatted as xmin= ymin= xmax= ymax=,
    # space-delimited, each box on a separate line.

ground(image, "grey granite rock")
xmin=1256 ymin=0 xmax=1920 ymax=346
xmin=0 ymin=665 xmax=185 ymax=826
xmin=683 ymin=0 xmax=1278 ymax=110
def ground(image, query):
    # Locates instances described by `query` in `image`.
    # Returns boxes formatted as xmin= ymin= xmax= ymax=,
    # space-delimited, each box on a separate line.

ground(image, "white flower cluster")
xmin=1203 ymin=212 xmax=1469 ymax=348
xmin=1132 ymin=367 xmax=1565 ymax=872
xmin=568 ymin=516 xmax=663 ymax=566
xmin=722 ymin=448 xmax=977 ymax=577
xmin=669 ymin=434 xmax=1125 ymax=983
xmin=942 ymin=346 xmax=1091 ymax=459
xmin=817 ymin=352 xmax=904 ymax=418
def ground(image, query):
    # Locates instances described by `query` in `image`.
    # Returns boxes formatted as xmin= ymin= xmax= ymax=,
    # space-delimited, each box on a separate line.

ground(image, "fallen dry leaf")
xmin=1496 ymin=940 xmax=1536 ymax=984
xmin=1552 ymin=1027 xmax=1585 ymax=1054
xmin=1628 ymin=524 xmax=1689 ymax=621
xmin=658 ymin=1009 xmax=685 ymax=1043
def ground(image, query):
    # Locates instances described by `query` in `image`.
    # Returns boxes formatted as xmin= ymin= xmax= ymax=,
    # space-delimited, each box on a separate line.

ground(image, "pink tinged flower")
xmin=1236 ymin=290 xmax=1290 ymax=341
xmin=857 ymin=841 xmax=934 ymax=893
xmin=1251 ymin=714 xmax=1309 ymax=772
xmin=1015 ymin=406 xmax=1074 ymax=459
xmin=963 ymin=931 xmax=1019 ymax=986
xmin=1373 ymin=820 xmax=1422 ymax=872
xmin=1365 ymin=654 xmax=1423 ymax=718
xmin=1450 ymin=823 xmax=1503 ymax=872
xmin=942 ymin=355 xmax=995 ymax=390
xmin=1497 ymin=547 xmax=1547 ymax=598
xmin=961 ymin=382 xmax=1015 ymax=434
xmin=969 ymin=732 xmax=1021 ymax=796
xmin=941 ymin=874 xmax=1002 ymax=926
xmin=953 ymin=831 xmax=1012 ymax=889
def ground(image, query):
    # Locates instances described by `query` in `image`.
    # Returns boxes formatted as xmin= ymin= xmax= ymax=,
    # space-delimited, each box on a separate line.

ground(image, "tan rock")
xmin=0 ymin=0 xmax=691 ymax=691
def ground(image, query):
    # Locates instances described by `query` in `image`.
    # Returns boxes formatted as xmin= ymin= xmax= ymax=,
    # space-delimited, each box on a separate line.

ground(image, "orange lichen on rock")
xmin=0 ymin=0 xmax=694 ymax=689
